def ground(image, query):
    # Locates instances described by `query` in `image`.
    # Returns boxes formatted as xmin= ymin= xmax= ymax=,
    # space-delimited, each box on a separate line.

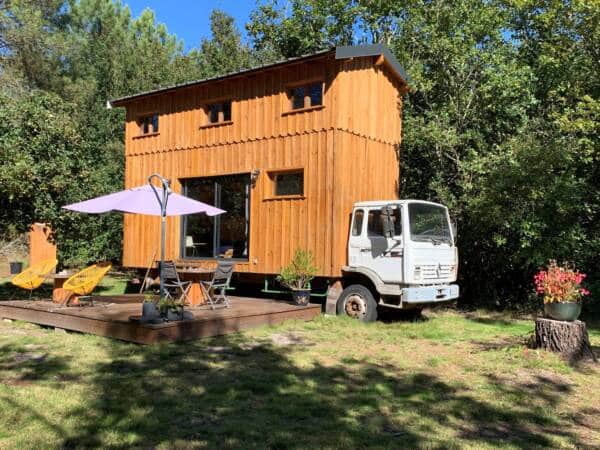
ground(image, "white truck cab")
xmin=336 ymin=200 xmax=459 ymax=321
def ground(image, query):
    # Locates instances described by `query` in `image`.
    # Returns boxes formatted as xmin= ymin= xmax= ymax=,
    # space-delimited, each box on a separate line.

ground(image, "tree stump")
xmin=534 ymin=318 xmax=597 ymax=363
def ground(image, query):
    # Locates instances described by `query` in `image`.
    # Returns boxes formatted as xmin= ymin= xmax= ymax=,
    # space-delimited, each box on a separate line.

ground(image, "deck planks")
xmin=0 ymin=297 xmax=321 ymax=345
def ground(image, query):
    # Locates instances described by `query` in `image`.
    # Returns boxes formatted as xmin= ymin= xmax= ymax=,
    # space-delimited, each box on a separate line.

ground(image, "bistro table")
xmin=176 ymin=267 xmax=214 ymax=307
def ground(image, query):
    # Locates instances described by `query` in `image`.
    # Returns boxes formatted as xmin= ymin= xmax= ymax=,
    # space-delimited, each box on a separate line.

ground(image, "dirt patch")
xmin=270 ymin=331 xmax=313 ymax=347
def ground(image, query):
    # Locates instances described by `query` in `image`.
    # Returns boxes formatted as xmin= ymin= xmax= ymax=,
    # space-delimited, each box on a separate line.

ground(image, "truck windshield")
xmin=408 ymin=203 xmax=452 ymax=244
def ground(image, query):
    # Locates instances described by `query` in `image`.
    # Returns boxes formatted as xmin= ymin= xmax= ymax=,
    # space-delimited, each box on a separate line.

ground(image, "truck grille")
xmin=421 ymin=264 xmax=454 ymax=280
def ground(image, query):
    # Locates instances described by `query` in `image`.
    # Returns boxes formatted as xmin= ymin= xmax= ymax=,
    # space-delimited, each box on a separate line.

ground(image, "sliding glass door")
xmin=181 ymin=174 xmax=250 ymax=259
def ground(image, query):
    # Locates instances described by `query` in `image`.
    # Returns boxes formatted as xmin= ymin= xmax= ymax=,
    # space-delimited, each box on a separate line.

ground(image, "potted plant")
xmin=534 ymin=260 xmax=589 ymax=321
xmin=158 ymin=298 xmax=184 ymax=321
xmin=277 ymin=249 xmax=318 ymax=306
xmin=141 ymin=291 xmax=159 ymax=321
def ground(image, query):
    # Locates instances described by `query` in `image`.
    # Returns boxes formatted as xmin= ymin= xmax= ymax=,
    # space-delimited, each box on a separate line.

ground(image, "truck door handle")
xmin=360 ymin=248 xmax=371 ymax=252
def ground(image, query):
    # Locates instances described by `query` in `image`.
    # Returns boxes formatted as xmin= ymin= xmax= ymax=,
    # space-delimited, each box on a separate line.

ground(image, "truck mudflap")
xmin=402 ymin=284 xmax=459 ymax=304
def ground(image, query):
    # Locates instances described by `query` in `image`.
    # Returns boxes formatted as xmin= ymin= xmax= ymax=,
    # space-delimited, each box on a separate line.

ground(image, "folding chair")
xmin=161 ymin=261 xmax=191 ymax=304
xmin=201 ymin=260 xmax=235 ymax=310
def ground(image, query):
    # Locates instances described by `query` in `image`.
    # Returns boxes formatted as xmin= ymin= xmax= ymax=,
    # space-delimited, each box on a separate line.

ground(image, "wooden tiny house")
xmin=109 ymin=45 xmax=409 ymax=278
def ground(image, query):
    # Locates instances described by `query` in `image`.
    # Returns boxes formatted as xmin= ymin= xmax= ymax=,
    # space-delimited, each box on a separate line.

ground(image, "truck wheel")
xmin=337 ymin=284 xmax=378 ymax=322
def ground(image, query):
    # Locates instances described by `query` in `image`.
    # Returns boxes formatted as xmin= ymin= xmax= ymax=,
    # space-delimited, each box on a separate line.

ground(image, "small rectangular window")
xmin=138 ymin=114 xmax=159 ymax=135
xmin=205 ymin=101 xmax=232 ymax=124
xmin=291 ymin=86 xmax=305 ymax=109
xmin=270 ymin=171 xmax=304 ymax=197
xmin=308 ymin=83 xmax=323 ymax=106
xmin=352 ymin=210 xmax=364 ymax=236
xmin=289 ymin=82 xmax=323 ymax=110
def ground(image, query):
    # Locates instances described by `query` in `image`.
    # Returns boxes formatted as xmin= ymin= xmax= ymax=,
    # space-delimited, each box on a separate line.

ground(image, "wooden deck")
xmin=0 ymin=297 xmax=321 ymax=344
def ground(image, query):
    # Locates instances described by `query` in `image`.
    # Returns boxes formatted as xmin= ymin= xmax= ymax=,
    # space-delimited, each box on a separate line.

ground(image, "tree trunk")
xmin=534 ymin=318 xmax=596 ymax=363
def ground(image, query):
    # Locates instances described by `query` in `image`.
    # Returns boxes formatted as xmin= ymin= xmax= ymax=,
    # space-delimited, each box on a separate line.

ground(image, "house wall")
xmin=121 ymin=52 xmax=404 ymax=277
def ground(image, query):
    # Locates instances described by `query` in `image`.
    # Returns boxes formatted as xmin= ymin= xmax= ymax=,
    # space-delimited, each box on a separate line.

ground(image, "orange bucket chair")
xmin=63 ymin=263 xmax=112 ymax=302
xmin=11 ymin=258 xmax=58 ymax=298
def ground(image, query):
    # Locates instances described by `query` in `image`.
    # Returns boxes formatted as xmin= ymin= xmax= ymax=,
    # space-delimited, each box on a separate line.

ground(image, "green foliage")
xmin=158 ymin=297 xmax=183 ymax=313
xmin=248 ymin=0 xmax=599 ymax=312
xmin=0 ymin=0 xmax=597 ymax=311
xmin=0 ymin=1 xmax=250 ymax=267
xmin=188 ymin=10 xmax=254 ymax=78
xmin=277 ymin=249 xmax=318 ymax=290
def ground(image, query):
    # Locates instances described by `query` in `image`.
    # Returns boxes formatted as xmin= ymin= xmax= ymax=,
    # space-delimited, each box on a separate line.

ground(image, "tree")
xmin=0 ymin=91 xmax=121 ymax=264
xmin=189 ymin=10 xmax=254 ymax=78
xmin=246 ymin=0 xmax=599 ymax=309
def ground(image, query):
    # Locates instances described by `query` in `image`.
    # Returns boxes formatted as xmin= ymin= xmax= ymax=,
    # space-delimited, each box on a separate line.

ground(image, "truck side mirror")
xmin=381 ymin=205 xmax=395 ymax=238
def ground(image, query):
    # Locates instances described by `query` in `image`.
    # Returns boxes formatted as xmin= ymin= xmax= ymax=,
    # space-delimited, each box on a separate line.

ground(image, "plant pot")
xmin=544 ymin=302 xmax=582 ymax=321
xmin=142 ymin=302 xmax=159 ymax=321
xmin=167 ymin=308 xmax=183 ymax=321
xmin=9 ymin=261 xmax=23 ymax=274
xmin=291 ymin=289 xmax=311 ymax=306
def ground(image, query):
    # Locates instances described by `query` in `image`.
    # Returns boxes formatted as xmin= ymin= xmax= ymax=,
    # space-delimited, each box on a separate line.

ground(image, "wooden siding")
xmin=125 ymin=55 xmax=335 ymax=156
xmin=29 ymin=223 xmax=57 ymax=267
xmin=124 ymin=131 xmax=334 ymax=275
xmin=121 ymin=52 xmax=403 ymax=277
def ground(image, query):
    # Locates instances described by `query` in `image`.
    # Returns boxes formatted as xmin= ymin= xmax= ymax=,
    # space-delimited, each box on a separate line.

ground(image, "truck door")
xmin=348 ymin=208 xmax=365 ymax=266
xmin=351 ymin=206 xmax=403 ymax=283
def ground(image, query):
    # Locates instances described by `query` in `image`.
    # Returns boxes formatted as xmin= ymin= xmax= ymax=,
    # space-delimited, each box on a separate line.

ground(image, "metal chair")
xmin=161 ymin=260 xmax=191 ymax=304
xmin=201 ymin=260 xmax=235 ymax=310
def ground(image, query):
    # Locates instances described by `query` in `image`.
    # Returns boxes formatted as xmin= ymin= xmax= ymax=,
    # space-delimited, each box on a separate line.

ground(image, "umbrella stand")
xmin=148 ymin=173 xmax=171 ymax=301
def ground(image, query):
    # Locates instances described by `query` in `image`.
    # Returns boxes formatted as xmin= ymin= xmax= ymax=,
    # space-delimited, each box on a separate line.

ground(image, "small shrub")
xmin=277 ymin=249 xmax=318 ymax=290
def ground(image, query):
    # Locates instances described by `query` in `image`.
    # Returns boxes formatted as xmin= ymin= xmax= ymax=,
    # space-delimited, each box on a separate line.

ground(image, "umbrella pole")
xmin=149 ymin=173 xmax=171 ymax=302
xmin=160 ymin=213 xmax=166 ymax=300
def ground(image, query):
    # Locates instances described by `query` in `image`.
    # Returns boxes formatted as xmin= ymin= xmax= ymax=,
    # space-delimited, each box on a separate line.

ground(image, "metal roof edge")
xmin=107 ymin=48 xmax=333 ymax=108
xmin=334 ymin=44 xmax=412 ymax=86
xmin=107 ymin=44 xmax=411 ymax=108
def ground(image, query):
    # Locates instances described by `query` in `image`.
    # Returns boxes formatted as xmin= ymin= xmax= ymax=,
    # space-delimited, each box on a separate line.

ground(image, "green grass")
xmin=0 ymin=310 xmax=598 ymax=449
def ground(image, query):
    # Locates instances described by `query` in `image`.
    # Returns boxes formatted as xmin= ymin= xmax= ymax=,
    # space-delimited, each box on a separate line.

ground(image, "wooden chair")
xmin=11 ymin=258 xmax=58 ymax=298
xmin=63 ymin=263 xmax=112 ymax=304
xmin=201 ymin=260 xmax=235 ymax=310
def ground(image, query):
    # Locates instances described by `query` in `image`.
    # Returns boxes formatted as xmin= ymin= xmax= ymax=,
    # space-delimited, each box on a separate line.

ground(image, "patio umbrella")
xmin=63 ymin=174 xmax=225 ymax=299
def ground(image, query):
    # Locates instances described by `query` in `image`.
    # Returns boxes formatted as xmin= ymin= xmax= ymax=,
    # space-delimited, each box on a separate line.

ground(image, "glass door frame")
xmin=179 ymin=173 xmax=251 ymax=261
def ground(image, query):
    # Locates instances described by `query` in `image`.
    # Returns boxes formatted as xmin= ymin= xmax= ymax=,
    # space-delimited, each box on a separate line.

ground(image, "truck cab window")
xmin=367 ymin=210 xmax=384 ymax=236
xmin=352 ymin=210 xmax=364 ymax=236
xmin=393 ymin=207 xmax=402 ymax=236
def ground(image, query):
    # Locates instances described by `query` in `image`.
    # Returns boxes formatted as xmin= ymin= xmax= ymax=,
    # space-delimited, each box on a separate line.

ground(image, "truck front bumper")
xmin=402 ymin=284 xmax=459 ymax=304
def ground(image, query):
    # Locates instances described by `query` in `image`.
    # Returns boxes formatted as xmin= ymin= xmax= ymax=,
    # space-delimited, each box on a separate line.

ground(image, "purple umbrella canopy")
xmin=63 ymin=175 xmax=225 ymax=305
xmin=63 ymin=184 xmax=224 ymax=217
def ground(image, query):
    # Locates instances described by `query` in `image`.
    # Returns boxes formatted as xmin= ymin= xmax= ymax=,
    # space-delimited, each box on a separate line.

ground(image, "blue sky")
xmin=123 ymin=0 xmax=258 ymax=51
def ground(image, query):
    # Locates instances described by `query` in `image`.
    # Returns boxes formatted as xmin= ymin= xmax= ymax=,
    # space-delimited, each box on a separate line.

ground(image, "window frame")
xmin=351 ymin=209 xmax=365 ymax=237
xmin=283 ymin=79 xmax=325 ymax=115
xmin=179 ymin=173 xmax=251 ymax=261
xmin=134 ymin=113 xmax=159 ymax=138
xmin=265 ymin=168 xmax=305 ymax=200
xmin=200 ymin=99 xmax=233 ymax=128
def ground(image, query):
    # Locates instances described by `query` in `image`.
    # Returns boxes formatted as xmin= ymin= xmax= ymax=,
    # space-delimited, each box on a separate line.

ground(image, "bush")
xmin=277 ymin=249 xmax=318 ymax=290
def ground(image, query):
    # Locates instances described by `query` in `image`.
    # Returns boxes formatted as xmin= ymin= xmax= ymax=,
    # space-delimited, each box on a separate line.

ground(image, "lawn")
xmin=0 ymin=307 xmax=598 ymax=450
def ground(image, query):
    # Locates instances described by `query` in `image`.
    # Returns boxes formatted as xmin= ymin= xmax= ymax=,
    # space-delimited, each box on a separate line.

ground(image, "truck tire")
xmin=337 ymin=284 xmax=378 ymax=322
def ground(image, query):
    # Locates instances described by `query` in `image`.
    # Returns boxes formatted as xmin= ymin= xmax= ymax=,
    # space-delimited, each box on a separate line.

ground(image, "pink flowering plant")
xmin=533 ymin=260 xmax=590 ymax=304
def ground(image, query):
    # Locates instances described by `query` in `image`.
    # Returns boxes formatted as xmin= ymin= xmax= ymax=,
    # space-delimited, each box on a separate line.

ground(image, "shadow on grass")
xmin=0 ymin=281 xmax=53 ymax=301
xmin=0 ymin=343 xmax=72 ymax=384
xmin=13 ymin=332 xmax=581 ymax=449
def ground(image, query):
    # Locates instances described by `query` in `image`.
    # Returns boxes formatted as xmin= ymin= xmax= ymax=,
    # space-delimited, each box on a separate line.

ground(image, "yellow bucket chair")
xmin=63 ymin=264 xmax=112 ymax=300
xmin=11 ymin=258 xmax=58 ymax=298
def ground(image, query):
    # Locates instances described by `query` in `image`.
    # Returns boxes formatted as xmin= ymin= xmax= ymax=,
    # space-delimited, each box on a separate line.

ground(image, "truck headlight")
xmin=414 ymin=267 xmax=421 ymax=280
